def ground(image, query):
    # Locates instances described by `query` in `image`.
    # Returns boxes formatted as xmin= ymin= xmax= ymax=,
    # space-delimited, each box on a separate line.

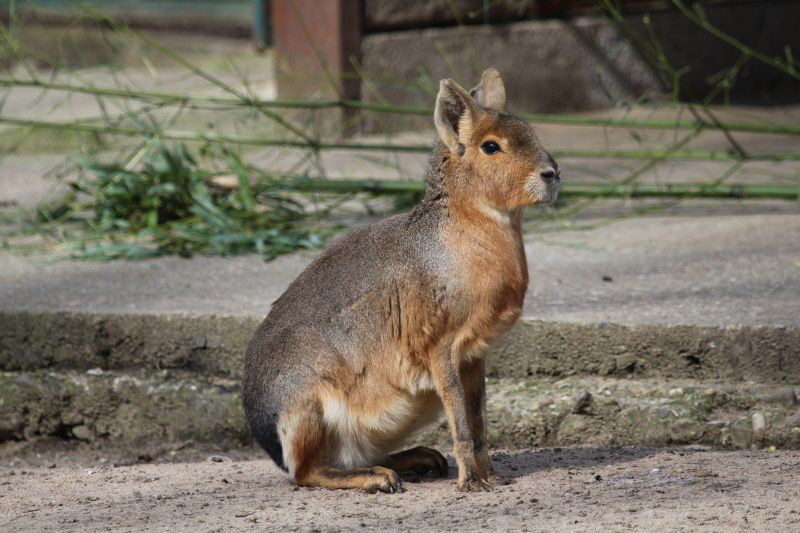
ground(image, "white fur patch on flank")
xmin=322 ymin=395 xmax=373 ymax=468
xmin=319 ymin=389 xmax=441 ymax=469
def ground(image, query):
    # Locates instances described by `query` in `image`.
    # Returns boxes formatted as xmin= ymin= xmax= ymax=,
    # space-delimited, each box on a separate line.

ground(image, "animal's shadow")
xmin=489 ymin=446 xmax=661 ymax=478
xmin=403 ymin=446 xmax=689 ymax=482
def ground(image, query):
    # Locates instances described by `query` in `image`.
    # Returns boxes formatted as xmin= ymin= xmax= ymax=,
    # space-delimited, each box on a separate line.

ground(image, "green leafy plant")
xmin=34 ymin=142 xmax=329 ymax=260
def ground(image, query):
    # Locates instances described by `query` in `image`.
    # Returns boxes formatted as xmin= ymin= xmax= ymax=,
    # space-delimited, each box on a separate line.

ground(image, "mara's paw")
xmin=383 ymin=446 xmax=449 ymax=478
xmin=364 ymin=466 xmax=404 ymax=494
xmin=410 ymin=447 xmax=449 ymax=477
xmin=456 ymin=473 xmax=493 ymax=492
xmin=487 ymin=471 xmax=514 ymax=485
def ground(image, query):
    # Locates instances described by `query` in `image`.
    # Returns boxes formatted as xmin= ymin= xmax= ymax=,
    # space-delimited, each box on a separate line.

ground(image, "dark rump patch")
xmin=244 ymin=399 xmax=286 ymax=471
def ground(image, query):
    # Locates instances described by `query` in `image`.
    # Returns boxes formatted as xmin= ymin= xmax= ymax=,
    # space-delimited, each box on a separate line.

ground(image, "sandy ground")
xmin=0 ymin=443 xmax=798 ymax=532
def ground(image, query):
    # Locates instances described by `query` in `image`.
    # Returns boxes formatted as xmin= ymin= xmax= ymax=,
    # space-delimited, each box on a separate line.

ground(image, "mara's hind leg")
xmin=379 ymin=446 xmax=448 ymax=477
xmin=281 ymin=399 xmax=403 ymax=493
xmin=299 ymin=466 xmax=403 ymax=494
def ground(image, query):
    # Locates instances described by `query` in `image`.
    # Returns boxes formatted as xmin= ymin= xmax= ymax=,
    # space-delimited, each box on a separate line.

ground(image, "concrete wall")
xmin=358 ymin=1 xmax=800 ymax=131
xmin=360 ymin=16 xmax=660 ymax=131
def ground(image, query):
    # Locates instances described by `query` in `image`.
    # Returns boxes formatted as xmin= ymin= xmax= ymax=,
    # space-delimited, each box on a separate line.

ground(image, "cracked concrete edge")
xmin=489 ymin=320 xmax=800 ymax=383
xmin=1 ymin=310 xmax=799 ymax=382
xmin=2 ymin=371 xmax=798 ymax=450
xmin=0 ymin=370 xmax=248 ymax=445
xmin=0 ymin=311 xmax=256 ymax=380
xmin=422 ymin=378 xmax=800 ymax=451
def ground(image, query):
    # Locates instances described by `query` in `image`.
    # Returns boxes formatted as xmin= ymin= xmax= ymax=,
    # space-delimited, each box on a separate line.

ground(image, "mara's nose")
xmin=540 ymin=166 xmax=560 ymax=182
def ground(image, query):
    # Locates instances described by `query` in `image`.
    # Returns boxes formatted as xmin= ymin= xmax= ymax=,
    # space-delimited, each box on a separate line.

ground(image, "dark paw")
xmin=414 ymin=447 xmax=449 ymax=478
xmin=390 ymin=446 xmax=449 ymax=478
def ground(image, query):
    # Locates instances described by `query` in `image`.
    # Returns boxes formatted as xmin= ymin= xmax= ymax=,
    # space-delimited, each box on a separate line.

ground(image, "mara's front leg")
xmin=460 ymin=357 xmax=512 ymax=486
xmin=430 ymin=348 xmax=492 ymax=492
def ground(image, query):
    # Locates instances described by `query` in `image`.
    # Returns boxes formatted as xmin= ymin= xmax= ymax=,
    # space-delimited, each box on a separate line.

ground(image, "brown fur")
xmin=242 ymin=68 xmax=559 ymax=492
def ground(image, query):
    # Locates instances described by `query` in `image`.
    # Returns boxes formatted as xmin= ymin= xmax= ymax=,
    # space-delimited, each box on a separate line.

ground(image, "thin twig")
xmin=77 ymin=7 xmax=314 ymax=143
xmin=4 ymin=78 xmax=800 ymax=135
xmin=6 ymin=116 xmax=800 ymax=161
xmin=271 ymin=176 xmax=799 ymax=200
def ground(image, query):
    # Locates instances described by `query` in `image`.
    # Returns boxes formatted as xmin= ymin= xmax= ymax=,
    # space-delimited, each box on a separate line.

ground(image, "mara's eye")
xmin=481 ymin=140 xmax=502 ymax=155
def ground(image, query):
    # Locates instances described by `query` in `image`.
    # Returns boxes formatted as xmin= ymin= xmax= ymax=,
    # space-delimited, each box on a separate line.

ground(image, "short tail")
xmin=244 ymin=396 xmax=287 ymax=471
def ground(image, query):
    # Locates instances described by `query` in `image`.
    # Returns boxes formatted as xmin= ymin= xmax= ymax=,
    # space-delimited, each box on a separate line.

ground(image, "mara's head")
xmin=434 ymin=68 xmax=560 ymax=209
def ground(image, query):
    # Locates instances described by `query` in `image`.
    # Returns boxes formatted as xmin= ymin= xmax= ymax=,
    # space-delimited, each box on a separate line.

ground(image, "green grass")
xmin=29 ymin=141 xmax=333 ymax=260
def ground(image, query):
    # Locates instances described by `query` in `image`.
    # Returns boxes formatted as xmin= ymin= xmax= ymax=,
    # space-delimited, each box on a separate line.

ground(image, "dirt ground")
xmin=1 ymin=442 xmax=798 ymax=532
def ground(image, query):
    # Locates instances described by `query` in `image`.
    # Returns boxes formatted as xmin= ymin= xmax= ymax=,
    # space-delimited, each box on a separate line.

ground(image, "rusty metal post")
xmin=253 ymin=0 xmax=272 ymax=50
xmin=271 ymin=0 xmax=362 ymax=101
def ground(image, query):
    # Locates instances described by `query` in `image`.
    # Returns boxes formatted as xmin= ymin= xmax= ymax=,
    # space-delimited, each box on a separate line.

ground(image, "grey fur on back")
xmin=242 ymin=148 xmax=451 ymax=468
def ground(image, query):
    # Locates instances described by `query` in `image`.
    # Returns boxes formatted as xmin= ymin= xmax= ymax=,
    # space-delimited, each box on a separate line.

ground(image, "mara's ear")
xmin=469 ymin=67 xmax=506 ymax=112
xmin=434 ymin=79 xmax=481 ymax=155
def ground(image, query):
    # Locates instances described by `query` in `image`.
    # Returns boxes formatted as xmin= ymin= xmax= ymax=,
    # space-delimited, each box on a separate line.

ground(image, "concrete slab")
xmin=1 ymin=211 xmax=797 ymax=326
xmin=524 ymin=212 xmax=800 ymax=327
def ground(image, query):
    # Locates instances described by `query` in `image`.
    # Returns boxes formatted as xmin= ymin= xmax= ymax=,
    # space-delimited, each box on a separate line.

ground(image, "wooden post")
xmin=271 ymin=0 xmax=362 ymax=101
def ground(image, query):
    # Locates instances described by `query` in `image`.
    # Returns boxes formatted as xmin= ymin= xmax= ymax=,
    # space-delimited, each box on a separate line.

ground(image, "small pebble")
xmin=571 ymin=391 xmax=593 ymax=414
xmin=752 ymin=412 xmax=766 ymax=436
